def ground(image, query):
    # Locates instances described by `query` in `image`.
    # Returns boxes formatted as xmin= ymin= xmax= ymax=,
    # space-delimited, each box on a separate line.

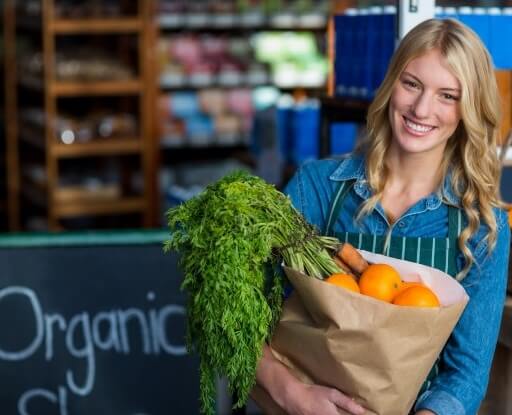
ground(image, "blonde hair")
xmin=359 ymin=18 xmax=505 ymax=280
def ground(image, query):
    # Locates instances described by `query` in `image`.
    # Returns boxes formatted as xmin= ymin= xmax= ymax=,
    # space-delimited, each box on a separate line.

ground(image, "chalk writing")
xmin=0 ymin=286 xmax=187 ymax=414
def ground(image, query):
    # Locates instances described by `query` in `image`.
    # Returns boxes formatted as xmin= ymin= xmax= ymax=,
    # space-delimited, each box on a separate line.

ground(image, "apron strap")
xmin=326 ymin=181 xmax=463 ymax=243
xmin=324 ymin=180 xmax=355 ymax=236
xmin=448 ymin=205 xmax=463 ymax=241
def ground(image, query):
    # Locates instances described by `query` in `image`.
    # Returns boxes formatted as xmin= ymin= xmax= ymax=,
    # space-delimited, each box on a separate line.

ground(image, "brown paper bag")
xmin=252 ymin=250 xmax=469 ymax=415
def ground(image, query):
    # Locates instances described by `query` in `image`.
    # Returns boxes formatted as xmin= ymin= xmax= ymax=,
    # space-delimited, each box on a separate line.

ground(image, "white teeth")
xmin=405 ymin=118 xmax=434 ymax=133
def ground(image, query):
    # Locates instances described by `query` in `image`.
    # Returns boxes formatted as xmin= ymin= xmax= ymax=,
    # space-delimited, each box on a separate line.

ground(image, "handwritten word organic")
xmin=0 ymin=286 xmax=187 ymax=414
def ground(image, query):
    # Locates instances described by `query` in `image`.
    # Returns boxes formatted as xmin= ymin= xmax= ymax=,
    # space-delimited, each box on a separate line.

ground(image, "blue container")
xmin=334 ymin=7 xmax=394 ymax=99
xmin=184 ymin=115 xmax=214 ymax=142
xmin=291 ymin=104 xmax=319 ymax=164
xmin=490 ymin=10 xmax=512 ymax=69
xmin=330 ymin=122 xmax=358 ymax=155
xmin=377 ymin=9 xmax=395 ymax=94
xmin=334 ymin=14 xmax=354 ymax=97
xmin=435 ymin=6 xmax=458 ymax=20
xmin=351 ymin=10 xmax=368 ymax=97
xmin=458 ymin=7 xmax=491 ymax=50
xmin=276 ymin=104 xmax=294 ymax=163
xmin=364 ymin=8 xmax=381 ymax=99
xmin=170 ymin=92 xmax=200 ymax=118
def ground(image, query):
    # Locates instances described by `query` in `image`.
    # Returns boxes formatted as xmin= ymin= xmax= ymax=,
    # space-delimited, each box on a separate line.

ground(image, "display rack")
xmin=155 ymin=3 xmax=330 ymax=150
xmin=5 ymin=0 xmax=156 ymax=231
xmin=3 ymin=0 xmax=18 ymax=231
xmin=0 ymin=4 xmax=6 ymax=230
xmin=155 ymin=1 xmax=332 ymax=222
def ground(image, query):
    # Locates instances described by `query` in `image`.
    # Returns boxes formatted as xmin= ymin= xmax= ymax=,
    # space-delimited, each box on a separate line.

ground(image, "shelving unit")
xmin=0 ymin=4 xmax=6 ymax=230
xmin=155 ymin=0 xmax=331 ymax=222
xmin=6 ymin=0 xmax=156 ymax=231
xmin=322 ymin=3 xmax=512 ymax=160
xmin=3 ymin=0 xmax=19 ymax=231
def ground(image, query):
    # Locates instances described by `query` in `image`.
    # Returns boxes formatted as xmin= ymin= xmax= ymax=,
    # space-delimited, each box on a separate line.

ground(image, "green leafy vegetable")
xmin=164 ymin=171 xmax=343 ymax=415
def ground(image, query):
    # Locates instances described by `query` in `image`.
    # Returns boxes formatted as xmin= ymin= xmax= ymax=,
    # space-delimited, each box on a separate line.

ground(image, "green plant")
xmin=164 ymin=171 xmax=342 ymax=415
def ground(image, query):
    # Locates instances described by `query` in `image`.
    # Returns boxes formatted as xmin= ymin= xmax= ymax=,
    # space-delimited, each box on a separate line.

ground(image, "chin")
xmin=397 ymin=135 xmax=446 ymax=156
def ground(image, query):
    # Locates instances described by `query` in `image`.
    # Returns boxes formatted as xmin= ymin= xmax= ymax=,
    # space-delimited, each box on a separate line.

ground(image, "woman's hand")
xmin=415 ymin=411 xmax=436 ymax=415
xmin=283 ymin=381 xmax=366 ymax=415
xmin=256 ymin=344 xmax=365 ymax=415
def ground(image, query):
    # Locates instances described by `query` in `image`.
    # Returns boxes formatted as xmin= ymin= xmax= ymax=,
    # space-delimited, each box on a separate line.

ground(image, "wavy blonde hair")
xmin=358 ymin=18 xmax=505 ymax=280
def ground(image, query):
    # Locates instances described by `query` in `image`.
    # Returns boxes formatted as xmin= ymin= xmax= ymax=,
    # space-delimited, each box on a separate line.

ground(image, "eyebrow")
xmin=402 ymin=71 xmax=461 ymax=93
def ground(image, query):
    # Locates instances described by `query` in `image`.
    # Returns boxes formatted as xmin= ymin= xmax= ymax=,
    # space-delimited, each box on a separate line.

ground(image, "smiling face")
xmin=388 ymin=48 xmax=462 ymax=160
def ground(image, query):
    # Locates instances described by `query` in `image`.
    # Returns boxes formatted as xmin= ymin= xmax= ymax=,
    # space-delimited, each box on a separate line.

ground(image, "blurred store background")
xmin=1 ymin=0 xmax=512 ymax=233
xmin=2 ymin=1 xmax=512 ymax=415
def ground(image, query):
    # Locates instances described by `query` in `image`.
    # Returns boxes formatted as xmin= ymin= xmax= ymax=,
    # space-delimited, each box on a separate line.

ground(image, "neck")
xmin=380 ymin=150 xmax=444 ymax=225
xmin=385 ymin=150 xmax=444 ymax=196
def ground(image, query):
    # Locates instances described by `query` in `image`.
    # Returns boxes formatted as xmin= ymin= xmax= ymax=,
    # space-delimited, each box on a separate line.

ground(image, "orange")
xmin=358 ymin=263 xmax=402 ymax=302
xmin=392 ymin=285 xmax=440 ymax=308
xmin=325 ymin=273 xmax=360 ymax=293
xmin=394 ymin=281 xmax=424 ymax=297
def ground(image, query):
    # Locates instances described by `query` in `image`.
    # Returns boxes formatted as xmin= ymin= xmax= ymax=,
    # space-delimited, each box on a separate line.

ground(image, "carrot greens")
xmin=164 ymin=171 xmax=343 ymax=415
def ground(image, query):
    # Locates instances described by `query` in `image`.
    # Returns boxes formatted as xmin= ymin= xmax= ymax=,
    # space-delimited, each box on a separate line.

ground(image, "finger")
xmin=330 ymin=390 xmax=365 ymax=415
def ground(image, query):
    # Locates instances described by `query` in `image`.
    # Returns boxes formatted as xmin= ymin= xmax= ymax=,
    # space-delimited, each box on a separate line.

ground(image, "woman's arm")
xmin=256 ymin=344 xmax=365 ymax=415
xmin=415 ymin=208 xmax=511 ymax=414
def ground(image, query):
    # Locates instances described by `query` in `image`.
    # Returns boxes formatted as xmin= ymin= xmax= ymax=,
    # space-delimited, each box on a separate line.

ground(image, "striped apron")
xmin=324 ymin=180 xmax=462 ymax=399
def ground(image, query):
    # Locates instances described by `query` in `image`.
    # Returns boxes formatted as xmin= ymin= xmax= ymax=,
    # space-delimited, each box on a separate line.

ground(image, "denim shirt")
xmin=283 ymin=154 xmax=510 ymax=415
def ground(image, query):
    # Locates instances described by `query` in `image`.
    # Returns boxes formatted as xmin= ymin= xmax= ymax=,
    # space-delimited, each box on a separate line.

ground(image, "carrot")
xmin=333 ymin=256 xmax=355 ymax=277
xmin=336 ymin=242 xmax=369 ymax=275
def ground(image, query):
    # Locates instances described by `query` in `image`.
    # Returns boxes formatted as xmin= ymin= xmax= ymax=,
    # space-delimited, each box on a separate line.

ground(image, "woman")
xmin=256 ymin=18 xmax=510 ymax=415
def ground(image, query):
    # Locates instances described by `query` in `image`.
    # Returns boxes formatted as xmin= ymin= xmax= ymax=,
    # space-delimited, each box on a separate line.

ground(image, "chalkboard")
xmin=0 ymin=230 xmax=200 ymax=415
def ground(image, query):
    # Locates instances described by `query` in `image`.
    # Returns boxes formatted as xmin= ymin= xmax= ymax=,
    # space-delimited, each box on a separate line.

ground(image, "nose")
xmin=411 ymin=91 xmax=433 ymax=119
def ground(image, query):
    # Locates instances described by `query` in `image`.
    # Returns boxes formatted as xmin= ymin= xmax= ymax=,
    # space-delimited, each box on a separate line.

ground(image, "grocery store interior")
xmin=1 ymin=0 xmax=512 ymax=414
xmin=2 ymin=0 xmax=512 ymax=232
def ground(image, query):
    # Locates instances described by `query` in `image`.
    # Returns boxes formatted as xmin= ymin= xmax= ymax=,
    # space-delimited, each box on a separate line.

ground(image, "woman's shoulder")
xmin=468 ymin=207 xmax=510 ymax=258
xmin=296 ymin=153 xmax=365 ymax=181
xmin=283 ymin=153 xmax=366 ymax=226
xmin=494 ymin=207 xmax=510 ymax=231
xmin=473 ymin=207 xmax=509 ymax=235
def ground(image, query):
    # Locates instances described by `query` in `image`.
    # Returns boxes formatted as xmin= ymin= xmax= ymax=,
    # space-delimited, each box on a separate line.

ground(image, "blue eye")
xmin=403 ymin=79 xmax=419 ymax=89
xmin=442 ymin=93 xmax=459 ymax=101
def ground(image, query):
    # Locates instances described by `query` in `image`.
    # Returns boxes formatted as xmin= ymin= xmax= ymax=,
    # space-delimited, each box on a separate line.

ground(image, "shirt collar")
xmin=328 ymin=153 xmax=462 ymax=208
xmin=329 ymin=153 xmax=366 ymax=182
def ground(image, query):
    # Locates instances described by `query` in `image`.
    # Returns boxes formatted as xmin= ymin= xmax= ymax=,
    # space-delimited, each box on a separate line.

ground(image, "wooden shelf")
xmin=159 ymin=76 xmax=270 ymax=90
xmin=51 ymin=138 xmax=142 ymax=158
xmin=19 ymin=78 xmax=142 ymax=95
xmin=54 ymin=196 xmax=147 ymax=218
xmin=50 ymin=18 xmax=142 ymax=34
xmin=5 ymin=0 xmax=163 ymax=229
xmin=161 ymin=135 xmax=249 ymax=149
xmin=158 ymin=12 xmax=328 ymax=31
xmin=21 ymin=176 xmax=148 ymax=219
xmin=50 ymin=79 xmax=142 ymax=96
xmin=54 ymin=184 xmax=121 ymax=203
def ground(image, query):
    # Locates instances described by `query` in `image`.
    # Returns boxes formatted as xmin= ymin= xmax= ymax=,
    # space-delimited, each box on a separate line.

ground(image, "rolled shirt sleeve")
xmin=415 ymin=208 xmax=511 ymax=415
